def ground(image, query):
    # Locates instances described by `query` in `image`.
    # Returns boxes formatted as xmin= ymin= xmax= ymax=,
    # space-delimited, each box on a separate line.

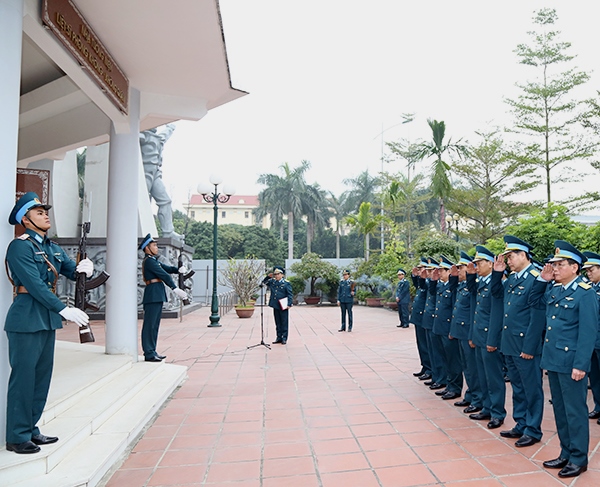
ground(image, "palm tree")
xmin=327 ymin=192 xmax=350 ymax=259
xmin=345 ymin=202 xmax=380 ymax=261
xmin=412 ymin=119 xmax=468 ymax=232
xmin=302 ymin=184 xmax=332 ymax=254
xmin=257 ymin=160 xmax=310 ymax=260
xmin=254 ymin=184 xmax=286 ymax=240
xmin=342 ymin=170 xmax=381 ymax=213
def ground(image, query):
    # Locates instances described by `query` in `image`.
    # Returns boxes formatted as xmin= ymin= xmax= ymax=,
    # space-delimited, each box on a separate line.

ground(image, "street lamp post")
xmin=445 ymin=213 xmax=460 ymax=242
xmin=198 ymin=175 xmax=235 ymax=327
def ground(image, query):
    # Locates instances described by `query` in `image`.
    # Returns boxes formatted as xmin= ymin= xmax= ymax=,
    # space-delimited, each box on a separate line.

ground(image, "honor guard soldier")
xmin=582 ymin=252 xmax=600 ymax=423
xmin=337 ymin=270 xmax=355 ymax=332
xmin=531 ymin=241 xmax=598 ymax=478
xmin=395 ymin=268 xmax=410 ymax=328
xmin=5 ymin=192 xmax=92 ymax=454
xmin=466 ymin=245 xmax=506 ymax=429
xmin=411 ymin=258 xmax=432 ymax=380
xmin=492 ymin=236 xmax=545 ymax=447
xmin=139 ymin=234 xmax=188 ymax=362
xmin=449 ymin=252 xmax=483 ymax=413
xmin=422 ymin=258 xmax=445 ymax=390
xmin=262 ymin=267 xmax=293 ymax=344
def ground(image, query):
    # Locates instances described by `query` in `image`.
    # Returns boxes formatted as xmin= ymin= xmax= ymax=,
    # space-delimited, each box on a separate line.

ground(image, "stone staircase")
xmin=0 ymin=341 xmax=187 ymax=487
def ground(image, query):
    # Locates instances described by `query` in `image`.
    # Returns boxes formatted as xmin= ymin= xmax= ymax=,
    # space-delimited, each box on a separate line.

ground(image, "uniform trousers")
xmin=548 ymin=371 xmax=589 ymax=466
xmin=340 ymin=302 xmax=353 ymax=330
xmin=6 ymin=330 xmax=55 ymax=444
xmin=479 ymin=347 xmax=506 ymax=420
xmin=273 ymin=308 xmax=289 ymax=341
xmin=397 ymin=303 xmax=409 ymax=327
xmin=588 ymin=349 xmax=600 ymax=412
xmin=142 ymin=302 xmax=162 ymax=358
xmin=426 ymin=329 xmax=445 ymax=385
xmin=504 ymin=354 xmax=544 ymax=439
xmin=414 ymin=324 xmax=431 ymax=374
xmin=443 ymin=336 xmax=464 ymax=394
xmin=458 ymin=339 xmax=483 ymax=408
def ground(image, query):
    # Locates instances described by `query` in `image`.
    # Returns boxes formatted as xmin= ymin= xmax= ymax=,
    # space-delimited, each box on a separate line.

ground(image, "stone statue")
xmin=139 ymin=124 xmax=179 ymax=239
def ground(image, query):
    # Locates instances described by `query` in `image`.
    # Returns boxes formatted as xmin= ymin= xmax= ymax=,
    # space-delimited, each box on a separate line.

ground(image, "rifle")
xmin=178 ymin=246 xmax=195 ymax=307
xmin=75 ymin=221 xmax=110 ymax=343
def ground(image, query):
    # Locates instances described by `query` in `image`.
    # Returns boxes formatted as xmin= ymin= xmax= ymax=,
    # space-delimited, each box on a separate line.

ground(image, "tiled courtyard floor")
xmin=59 ymin=303 xmax=600 ymax=486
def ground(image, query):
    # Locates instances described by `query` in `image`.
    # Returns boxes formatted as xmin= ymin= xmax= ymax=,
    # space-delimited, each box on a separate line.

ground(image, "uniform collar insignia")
xmin=33 ymin=234 xmax=43 ymax=243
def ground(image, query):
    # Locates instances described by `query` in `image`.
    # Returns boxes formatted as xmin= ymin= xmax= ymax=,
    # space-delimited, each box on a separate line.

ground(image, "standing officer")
xmin=395 ymin=268 xmax=410 ymax=328
xmin=467 ymin=245 xmax=506 ymax=429
xmin=263 ymin=267 xmax=293 ymax=344
xmin=422 ymin=258 xmax=445 ymax=390
xmin=492 ymin=236 xmax=545 ymax=447
xmin=139 ymin=234 xmax=188 ymax=362
xmin=582 ymin=251 xmax=600 ymax=423
xmin=531 ymin=241 xmax=597 ymax=478
xmin=411 ymin=258 xmax=432 ymax=380
xmin=337 ymin=269 xmax=355 ymax=332
xmin=449 ymin=252 xmax=483 ymax=413
xmin=5 ymin=192 xmax=92 ymax=454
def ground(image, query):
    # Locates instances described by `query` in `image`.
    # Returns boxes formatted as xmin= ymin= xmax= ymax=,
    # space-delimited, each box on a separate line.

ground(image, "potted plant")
xmin=355 ymin=275 xmax=390 ymax=307
xmin=381 ymin=289 xmax=398 ymax=310
xmin=355 ymin=289 xmax=371 ymax=305
xmin=218 ymin=258 xmax=264 ymax=318
xmin=290 ymin=252 xmax=339 ymax=305
xmin=287 ymin=275 xmax=306 ymax=305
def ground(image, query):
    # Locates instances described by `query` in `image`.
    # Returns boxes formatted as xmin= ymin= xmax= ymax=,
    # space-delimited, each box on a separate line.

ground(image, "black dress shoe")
xmin=31 ymin=434 xmax=58 ymax=445
xmin=434 ymin=388 xmax=448 ymax=396
xmin=543 ymin=457 xmax=569 ymax=469
xmin=589 ymin=410 xmax=600 ymax=419
xmin=401 ymin=325 xmax=409 ymax=328
xmin=338 ymin=329 xmax=345 ymax=332
xmin=281 ymin=340 xmax=287 ymax=344
xmin=441 ymin=391 xmax=460 ymax=400
xmin=272 ymin=339 xmax=282 ymax=344
xmin=429 ymin=383 xmax=446 ymax=390
xmin=464 ymin=405 xmax=482 ymax=414
xmin=413 ymin=369 xmax=426 ymax=377
xmin=423 ymin=379 xmax=434 ymax=386
xmin=500 ymin=428 xmax=522 ymax=439
xmin=558 ymin=463 xmax=587 ymax=478
xmin=487 ymin=418 xmax=504 ymax=429
xmin=145 ymin=356 xmax=162 ymax=362
xmin=418 ymin=373 xmax=432 ymax=381
xmin=6 ymin=441 xmax=40 ymax=454
xmin=515 ymin=435 xmax=540 ymax=447
xmin=454 ymin=399 xmax=469 ymax=407
xmin=156 ymin=354 xmax=166 ymax=360
xmin=469 ymin=412 xmax=491 ymax=421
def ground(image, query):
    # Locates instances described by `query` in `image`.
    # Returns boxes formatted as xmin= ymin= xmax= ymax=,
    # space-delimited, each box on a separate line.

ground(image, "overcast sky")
xmin=160 ymin=0 xmax=600 ymax=212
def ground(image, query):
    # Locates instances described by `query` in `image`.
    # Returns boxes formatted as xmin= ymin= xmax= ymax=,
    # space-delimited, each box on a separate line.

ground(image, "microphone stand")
xmin=247 ymin=280 xmax=270 ymax=350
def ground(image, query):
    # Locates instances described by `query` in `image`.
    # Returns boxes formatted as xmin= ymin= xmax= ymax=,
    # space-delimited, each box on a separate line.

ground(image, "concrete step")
xmin=0 ymin=341 xmax=187 ymax=487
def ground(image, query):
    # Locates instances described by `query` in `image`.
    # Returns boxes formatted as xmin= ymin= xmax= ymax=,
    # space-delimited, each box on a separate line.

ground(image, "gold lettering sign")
xmin=42 ymin=0 xmax=129 ymax=114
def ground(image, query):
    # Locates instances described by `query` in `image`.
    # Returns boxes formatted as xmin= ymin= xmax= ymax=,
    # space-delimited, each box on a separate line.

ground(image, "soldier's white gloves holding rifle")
xmin=173 ymin=288 xmax=188 ymax=300
xmin=178 ymin=266 xmax=187 ymax=274
xmin=76 ymin=258 xmax=94 ymax=277
xmin=59 ymin=307 xmax=90 ymax=327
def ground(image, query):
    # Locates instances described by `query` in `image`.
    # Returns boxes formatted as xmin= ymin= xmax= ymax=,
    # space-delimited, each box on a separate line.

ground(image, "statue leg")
xmin=150 ymin=176 xmax=175 ymax=236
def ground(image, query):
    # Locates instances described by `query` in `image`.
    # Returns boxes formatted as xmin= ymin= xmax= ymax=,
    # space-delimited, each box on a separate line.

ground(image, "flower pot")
xmin=304 ymin=296 xmax=321 ymax=305
xmin=385 ymin=302 xmax=398 ymax=310
xmin=235 ymin=306 xmax=255 ymax=318
xmin=365 ymin=297 xmax=384 ymax=307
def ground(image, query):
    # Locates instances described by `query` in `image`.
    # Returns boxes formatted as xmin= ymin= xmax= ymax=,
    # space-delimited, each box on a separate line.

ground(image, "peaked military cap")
xmin=417 ymin=257 xmax=428 ymax=267
xmin=458 ymin=251 xmax=473 ymax=266
xmin=582 ymin=251 xmax=600 ymax=269
xmin=397 ymin=268 xmax=406 ymax=275
xmin=9 ymin=192 xmax=52 ymax=225
xmin=531 ymin=259 xmax=544 ymax=271
xmin=273 ymin=266 xmax=285 ymax=274
xmin=439 ymin=255 xmax=454 ymax=269
xmin=501 ymin=235 xmax=533 ymax=255
xmin=426 ymin=257 xmax=439 ymax=269
xmin=473 ymin=245 xmax=495 ymax=263
xmin=139 ymin=233 xmax=156 ymax=251
xmin=342 ymin=269 xmax=351 ymax=275
xmin=549 ymin=240 xmax=584 ymax=265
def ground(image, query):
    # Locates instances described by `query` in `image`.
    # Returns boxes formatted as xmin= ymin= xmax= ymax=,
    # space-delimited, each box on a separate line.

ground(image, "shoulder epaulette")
xmin=579 ymin=282 xmax=591 ymax=290
xmin=17 ymin=234 xmax=30 ymax=241
xmin=530 ymin=269 xmax=540 ymax=277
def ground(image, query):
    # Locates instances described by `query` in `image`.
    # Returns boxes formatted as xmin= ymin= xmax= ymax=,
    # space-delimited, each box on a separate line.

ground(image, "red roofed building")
xmin=186 ymin=194 xmax=270 ymax=228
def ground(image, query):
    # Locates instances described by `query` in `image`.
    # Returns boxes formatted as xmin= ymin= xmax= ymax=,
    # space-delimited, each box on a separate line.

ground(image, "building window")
xmin=190 ymin=210 xmax=195 ymax=218
xmin=221 ymin=211 xmax=226 ymax=218
xmin=245 ymin=211 xmax=249 ymax=218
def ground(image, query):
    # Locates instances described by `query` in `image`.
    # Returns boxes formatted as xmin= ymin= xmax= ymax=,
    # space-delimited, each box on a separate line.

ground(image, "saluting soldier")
xmin=337 ymin=269 xmax=355 ymax=332
xmin=5 ymin=192 xmax=92 ymax=454
xmin=395 ymin=268 xmax=410 ymax=328
xmin=139 ymin=234 xmax=188 ymax=362
xmin=531 ymin=241 xmax=598 ymax=478
xmin=263 ymin=266 xmax=293 ymax=344
xmin=492 ymin=236 xmax=545 ymax=447
xmin=582 ymin=251 xmax=600 ymax=423
xmin=411 ymin=258 xmax=432 ymax=380
xmin=466 ymin=245 xmax=506 ymax=429
xmin=422 ymin=258 xmax=445 ymax=390
xmin=449 ymin=252 xmax=483 ymax=413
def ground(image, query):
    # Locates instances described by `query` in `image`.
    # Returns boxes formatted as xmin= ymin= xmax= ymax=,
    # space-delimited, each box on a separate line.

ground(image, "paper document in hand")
xmin=279 ymin=297 xmax=289 ymax=310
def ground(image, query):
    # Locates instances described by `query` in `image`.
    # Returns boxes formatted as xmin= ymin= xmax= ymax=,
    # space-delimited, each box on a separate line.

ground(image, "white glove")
xmin=178 ymin=266 xmax=187 ymax=274
xmin=76 ymin=258 xmax=94 ymax=278
xmin=59 ymin=307 xmax=90 ymax=327
xmin=173 ymin=287 xmax=188 ymax=300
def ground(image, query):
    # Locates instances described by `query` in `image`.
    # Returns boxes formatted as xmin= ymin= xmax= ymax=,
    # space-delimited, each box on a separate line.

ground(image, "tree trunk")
xmin=365 ymin=233 xmax=370 ymax=261
xmin=439 ymin=198 xmax=446 ymax=234
xmin=288 ymin=212 xmax=294 ymax=260
xmin=335 ymin=223 xmax=340 ymax=259
xmin=306 ymin=218 xmax=313 ymax=254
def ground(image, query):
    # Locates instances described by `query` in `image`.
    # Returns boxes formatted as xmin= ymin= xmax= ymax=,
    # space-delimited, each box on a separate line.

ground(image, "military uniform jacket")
xmin=530 ymin=276 xmax=598 ymax=374
xmin=5 ymin=229 xmax=76 ymax=332
xmin=431 ymin=279 xmax=454 ymax=336
xmin=410 ymin=275 xmax=427 ymax=326
xmin=449 ymin=276 xmax=471 ymax=340
xmin=466 ymin=273 xmax=496 ymax=348
xmin=491 ymin=266 xmax=544 ymax=357
xmin=592 ymin=282 xmax=600 ymax=350
xmin=265 ymin=278 xmax=293 ymax=309
xmin=421 ymin=278 xmax=436 ymax=331
xmin=142 ymin=255 xmax=177 ymax=304
xmin=395 ymin=279 xmax=410 ymax=305
xmin=337 ymin=279 xmax=354 ymax=303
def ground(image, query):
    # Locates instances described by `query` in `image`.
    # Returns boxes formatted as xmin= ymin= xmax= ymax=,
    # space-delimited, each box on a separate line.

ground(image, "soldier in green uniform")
xmin=139 ymin=234 xmax=188 ymax=362
xmin=262 ymin=267 xmax=293 ymax=344
xmin=531 ymin=241 xmax=598 ymax=478
xmin=5 ymin=192 xmax=92 ymax=454
xmin=582 ymin=252 xmax=600 ymax=423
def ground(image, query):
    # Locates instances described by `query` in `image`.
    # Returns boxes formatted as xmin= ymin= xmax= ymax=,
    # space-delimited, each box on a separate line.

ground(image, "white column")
xmin=105 ymin=88 xmax=140 ymax=358
xmin=0 ymin=0 xmax=23 ymax=446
